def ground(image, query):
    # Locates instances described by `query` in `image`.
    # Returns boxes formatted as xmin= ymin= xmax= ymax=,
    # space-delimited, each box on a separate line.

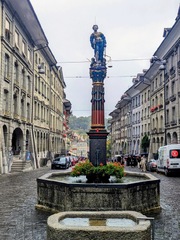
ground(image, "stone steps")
xmin=11 ymin=160 xmax=27 ymax=172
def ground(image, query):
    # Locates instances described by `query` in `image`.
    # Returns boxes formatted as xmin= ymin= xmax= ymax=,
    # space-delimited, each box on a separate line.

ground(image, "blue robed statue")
xmin=90 ymin=25 xmax=106 ymax=63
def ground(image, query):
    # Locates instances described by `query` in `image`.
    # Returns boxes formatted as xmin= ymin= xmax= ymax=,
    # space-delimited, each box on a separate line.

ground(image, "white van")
xmin=157 ymin=144 xmax=180 ymax=176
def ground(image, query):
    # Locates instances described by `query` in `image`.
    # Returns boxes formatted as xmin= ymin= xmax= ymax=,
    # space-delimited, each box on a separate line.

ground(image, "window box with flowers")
xmin=71 ymin=160 xmax=125 ymax=183
xmin=154 ymin=106 xmax=158 ymax=111
xmin=150 ymin=107 xmax=155 ymax=112
xmin=158 ymin=104 xmax=163 ymax=109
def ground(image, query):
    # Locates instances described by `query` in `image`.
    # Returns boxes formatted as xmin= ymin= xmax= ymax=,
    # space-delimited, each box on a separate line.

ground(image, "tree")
xmin=141 ymin=134 xmax=150 ymax=153
xmin=69 ymin=115 xmax=91 ymax=131
xmin=106 ymin=139 xmax=111 ymax=159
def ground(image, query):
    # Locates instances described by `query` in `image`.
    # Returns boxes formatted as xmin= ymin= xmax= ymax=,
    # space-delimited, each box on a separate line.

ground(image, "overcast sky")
xmin=30 ymin=0 xmax=179 ymax=117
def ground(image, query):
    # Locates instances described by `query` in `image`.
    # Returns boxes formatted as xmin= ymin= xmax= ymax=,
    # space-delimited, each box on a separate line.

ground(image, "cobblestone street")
xmin=0 ymin=166 xmax=180 ymax=240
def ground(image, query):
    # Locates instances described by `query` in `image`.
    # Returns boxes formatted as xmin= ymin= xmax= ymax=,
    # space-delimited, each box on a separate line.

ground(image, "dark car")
xmin=146 ymin=159 xmax=157 ymax=172
xmin=54 ymin=153 xmax=64 ymax=159
xmin=51 ymin=156 xmax=69 ymax=169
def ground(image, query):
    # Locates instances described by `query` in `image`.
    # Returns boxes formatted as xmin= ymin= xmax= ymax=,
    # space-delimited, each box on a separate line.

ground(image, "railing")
xmin=169 ymin=94 xmax=176 ymax=102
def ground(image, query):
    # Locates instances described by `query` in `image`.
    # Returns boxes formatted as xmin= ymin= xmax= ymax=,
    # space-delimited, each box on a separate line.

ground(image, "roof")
xmin=5 ymin=0 xmax=48 ymax=46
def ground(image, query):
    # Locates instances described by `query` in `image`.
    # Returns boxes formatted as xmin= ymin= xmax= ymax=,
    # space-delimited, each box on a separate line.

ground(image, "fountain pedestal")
xmin=87 ymin=129 xmax=108 ymax=166
xmin=88 ymin=58 xmax=108 ymax=166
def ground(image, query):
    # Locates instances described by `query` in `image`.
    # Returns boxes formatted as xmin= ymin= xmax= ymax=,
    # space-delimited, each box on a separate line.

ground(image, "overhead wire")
xmin=57 ymin=58 xmax=150 ymax=64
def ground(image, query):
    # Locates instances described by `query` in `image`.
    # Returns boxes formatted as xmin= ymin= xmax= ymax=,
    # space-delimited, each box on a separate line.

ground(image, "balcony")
xmin=151 ymin=128 xmax=157 ymax=134
xmin=171 ymin=120 xmax=177 ymax=126
xmin=159 ymin=128 xmax=165 ymax=133
xmin=165 ymin=121 xmax=170 ymax=127
xmin=169 ymin=94 xmax=176 ymax=102
xmin=170 ymin=66 xmax=175 ymax=76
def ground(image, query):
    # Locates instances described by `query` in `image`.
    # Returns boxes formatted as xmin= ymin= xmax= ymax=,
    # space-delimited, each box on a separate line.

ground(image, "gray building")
xmin=109 ymin=7 xmax=180 ymax=159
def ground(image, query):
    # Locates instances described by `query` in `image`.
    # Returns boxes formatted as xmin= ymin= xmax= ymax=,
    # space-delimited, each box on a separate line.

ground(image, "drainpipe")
xmin=31 ymin=50 xmax=38 ymax=169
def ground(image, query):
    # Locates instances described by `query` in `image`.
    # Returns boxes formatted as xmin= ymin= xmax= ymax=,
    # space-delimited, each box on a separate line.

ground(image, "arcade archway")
xmin=12 ymin=128 xmax=23 ymax=155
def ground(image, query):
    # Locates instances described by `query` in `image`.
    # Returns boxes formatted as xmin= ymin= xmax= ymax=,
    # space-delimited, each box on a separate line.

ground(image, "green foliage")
xmin=71 ymin=160 xmax=124 ymax=180
xmin=141 ymin=134 xmax=150 ymax=152
xmin=69 ymin=115 xmax=109 ymax=131
xmin=106 ymin=139 xmax=111 ymax=158
xmin=69 ymin=115 xmax=91 ymax=131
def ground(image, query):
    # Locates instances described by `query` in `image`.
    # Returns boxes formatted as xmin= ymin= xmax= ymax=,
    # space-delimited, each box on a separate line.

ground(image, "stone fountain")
xmin=36 ymin=25 xmax=160 ymax=240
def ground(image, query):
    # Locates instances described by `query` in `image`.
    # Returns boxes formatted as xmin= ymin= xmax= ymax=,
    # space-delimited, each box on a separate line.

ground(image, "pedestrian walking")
xmin=137 ymin=155 xmax=141 ymax=169
xmin=140 ymin=155 xmax=146 ymax=172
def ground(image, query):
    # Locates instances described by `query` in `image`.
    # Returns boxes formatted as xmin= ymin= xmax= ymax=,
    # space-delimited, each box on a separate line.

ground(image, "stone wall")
xmin=47 ymin=211 xmax=151 ymax=240
xmin=36 ymin=171 xmax=160 ymax=213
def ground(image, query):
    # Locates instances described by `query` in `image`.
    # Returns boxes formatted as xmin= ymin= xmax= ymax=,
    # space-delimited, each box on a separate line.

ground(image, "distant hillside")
xmin=69 ymin=115 xmax=109 ymax=131
xmin=69 ymin=115 xmax=91 ymax=131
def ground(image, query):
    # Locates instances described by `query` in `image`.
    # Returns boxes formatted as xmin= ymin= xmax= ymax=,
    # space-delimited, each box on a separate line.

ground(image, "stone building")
xmin=109 ymin=7 xmax=180 ymax=159
xmin=0 ymin=0 xmax=70 ymax=173
xmin=109 ymin=72 xmax=149 ymax=157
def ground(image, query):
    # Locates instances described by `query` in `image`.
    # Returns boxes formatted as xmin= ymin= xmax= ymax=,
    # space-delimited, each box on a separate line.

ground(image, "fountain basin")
xmin=36 ymin=171 xmax=160 ymax=213
xmin=47 ymin=211 xmax=151 ymax=240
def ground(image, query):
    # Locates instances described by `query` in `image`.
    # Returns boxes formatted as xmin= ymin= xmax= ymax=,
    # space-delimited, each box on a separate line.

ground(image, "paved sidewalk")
xmin=0 ymin=166 xmax=180 ymax=240
xmin=0 ymin=167 xmax=51 ymax=240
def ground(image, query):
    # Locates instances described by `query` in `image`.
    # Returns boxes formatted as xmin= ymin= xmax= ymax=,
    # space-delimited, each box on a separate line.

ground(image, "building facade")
xmin=0 ymin=0 xmax=71 ymax=173
xmin=109 ymin=8 xmax=180 ymax=159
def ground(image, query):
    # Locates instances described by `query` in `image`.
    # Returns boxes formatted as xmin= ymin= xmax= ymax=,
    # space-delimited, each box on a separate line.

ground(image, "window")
xmin=35 ymin=75 xmax=37 ymax=90
xmin=22 ymin=41 xmax=26 ymax=56
xmin=3 ymin=89 xmax=9 ymax=112
xmin=166 ymin=109 xmax=169 ymax=124
xmin=165 ymin=85 xmax=169 ymax=99
xmin=172 ymin=107 xmax=176 ymax=121
xmin=152 ymin=81 xmax=154 ymax=91
xmin=35 ymin=53 xmax=38 ymax=64
xmin=5 ymin=18 xmax=10 ymax=41
xmin=27 ymin=103 xmax=30 ymax=120
xmin=27 ymin=76 xmax=31 ymax=93
xmin=155 ymin=78 xmax=157 ymax=88
xmin=14 ymin=61 xmax=19 ymax=82
xmin=4 ymin=54 xmax=10 ymax=79
xmin=15 ymin=31 xmax=19 ymax=48
xmin=22 ymin=68 xmax=26 ymax=89
xmin=171 ymin=54 xmax=174 ymax=68
xmin=171 ymin=81 xmax=175 ymax=95
xmin=155 ymin=96 xmax=158 ymax=106
xmin=160 ymin=74 xmax=162 ymax=86
xmin=27 ymin=48 xmax=31 ymax=63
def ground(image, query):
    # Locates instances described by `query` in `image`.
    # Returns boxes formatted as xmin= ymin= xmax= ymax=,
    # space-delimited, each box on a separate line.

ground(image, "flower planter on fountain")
xmin=71 ymin=160 xmax=124 ymax=183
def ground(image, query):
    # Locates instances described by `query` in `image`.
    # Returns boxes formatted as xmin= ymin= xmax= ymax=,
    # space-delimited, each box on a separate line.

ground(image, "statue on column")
xmin=90 ymin=25 xmax=106 ymax=64
xmin=90 ymin=25 xmax=107 ymax=82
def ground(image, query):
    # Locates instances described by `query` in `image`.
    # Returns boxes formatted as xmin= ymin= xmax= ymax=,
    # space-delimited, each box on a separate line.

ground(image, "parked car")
xmin=157 ymin=144 xmax=180 ymax=176
xmin=54 ymin=153 xmax=64 ymax=159
xmin=51 ymin=156 xmax=69 ymax=169
xmin=146 ymin=159 xmax=157 ymax=172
